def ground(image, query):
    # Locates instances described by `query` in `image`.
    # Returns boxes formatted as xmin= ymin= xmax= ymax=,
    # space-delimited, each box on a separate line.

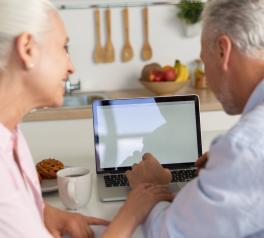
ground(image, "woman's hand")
xmin=125 ymin=153 xmax=172 ymax=189
xmin=195 ymin=152 xmax=208 ymax=175
xmin=44 ymin=203 xmax=109 ymax=238
xmin=101 ymin=183 xmax=173 ymax=238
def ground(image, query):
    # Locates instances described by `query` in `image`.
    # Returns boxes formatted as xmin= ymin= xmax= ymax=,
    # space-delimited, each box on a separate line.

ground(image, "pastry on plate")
xmin=36 ymin=158 xmax=64 ymax=179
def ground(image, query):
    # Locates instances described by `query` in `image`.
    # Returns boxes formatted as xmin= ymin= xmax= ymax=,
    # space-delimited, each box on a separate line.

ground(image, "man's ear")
xmin=15 ymin=32 xmax=36 ymax=70
xmin=216 ymin=35 xmax=232 ymax=72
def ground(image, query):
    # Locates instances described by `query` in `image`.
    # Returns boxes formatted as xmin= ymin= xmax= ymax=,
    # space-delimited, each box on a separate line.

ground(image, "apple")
xmin=149 ymin=69 xmax=166 ymax=82
xmin=162 ymin=66 xmax=176 ymax=81
xmin=141 ymin=63 xmax=162 ymax=81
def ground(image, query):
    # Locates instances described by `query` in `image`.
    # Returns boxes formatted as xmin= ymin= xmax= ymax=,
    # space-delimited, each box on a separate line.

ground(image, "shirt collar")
xmin=242 ymin=79 xmax=264 ymax=115
xmin=0 ymin=123 xmax=18 ymax=150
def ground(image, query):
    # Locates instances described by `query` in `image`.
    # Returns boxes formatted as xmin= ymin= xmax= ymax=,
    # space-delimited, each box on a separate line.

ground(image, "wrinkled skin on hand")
xmin=125 ymin=153 xmax=172 ymax=189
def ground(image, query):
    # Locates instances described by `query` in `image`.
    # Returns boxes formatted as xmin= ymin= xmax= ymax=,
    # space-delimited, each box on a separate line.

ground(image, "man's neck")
xmin=230 ymin=52 xmax=264 ymax=113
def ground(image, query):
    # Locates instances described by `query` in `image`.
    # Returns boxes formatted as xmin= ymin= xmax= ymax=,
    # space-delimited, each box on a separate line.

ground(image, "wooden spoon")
xmin=121 ymin=7 xmax=134 ymax=62
xmin=93 ymin=8 xmax=104 ymax=63
xmin=141 ymin=7 xmax=152 ymax=61
xmin=104 ymin=8 xmax=115 ymax=63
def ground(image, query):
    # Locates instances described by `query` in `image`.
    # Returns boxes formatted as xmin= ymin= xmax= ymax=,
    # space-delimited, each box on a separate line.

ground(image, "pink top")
xmin=0 ymin=123 xmax=52 ymax=237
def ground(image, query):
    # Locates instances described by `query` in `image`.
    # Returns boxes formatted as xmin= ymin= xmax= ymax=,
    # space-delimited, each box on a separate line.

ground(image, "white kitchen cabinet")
xmin=200 ymin=110 xmax=240 ymax=152
xmin=21 ymin=110 xmax=240 ymax=165
xmin=21 ymin=119 xmax=94 ymax=166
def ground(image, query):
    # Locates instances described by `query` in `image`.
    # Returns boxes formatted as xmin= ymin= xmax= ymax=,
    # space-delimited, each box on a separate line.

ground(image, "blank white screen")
xmin=96 ymin=101 xmax=198 ymax=168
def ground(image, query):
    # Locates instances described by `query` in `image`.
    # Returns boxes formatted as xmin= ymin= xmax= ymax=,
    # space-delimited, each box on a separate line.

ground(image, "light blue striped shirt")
xmin=142 ymin=80 xmax=264 ymax=238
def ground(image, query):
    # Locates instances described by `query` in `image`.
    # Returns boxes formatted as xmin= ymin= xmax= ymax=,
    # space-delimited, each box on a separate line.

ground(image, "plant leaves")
xmin=177 ymin=0 xmax=204 ymax=24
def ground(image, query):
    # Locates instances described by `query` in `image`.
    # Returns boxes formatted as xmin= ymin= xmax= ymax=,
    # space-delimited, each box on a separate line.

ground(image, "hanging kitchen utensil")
xmin=93 ymin=8 xmax=104 ymax=63
xmin=141 ymin=6 xmax=153 ymax=61
xmin=104 ymin=8 xmax=115 ymax=63
xmin=121 ymin=7 xmax=134 ymax=62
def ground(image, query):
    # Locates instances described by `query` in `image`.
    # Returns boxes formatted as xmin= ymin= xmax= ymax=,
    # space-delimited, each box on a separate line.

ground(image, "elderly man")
xmin=126 ymin=0 xmax=264 ymax=237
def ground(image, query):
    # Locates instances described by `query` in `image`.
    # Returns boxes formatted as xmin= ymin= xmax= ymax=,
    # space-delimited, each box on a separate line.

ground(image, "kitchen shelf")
xmin=52 ymin=0 xmax=178 ymax=9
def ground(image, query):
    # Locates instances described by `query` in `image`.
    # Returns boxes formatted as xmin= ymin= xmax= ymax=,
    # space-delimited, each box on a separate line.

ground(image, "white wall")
xmin=59 ymin=4 xmax=201 ymax=92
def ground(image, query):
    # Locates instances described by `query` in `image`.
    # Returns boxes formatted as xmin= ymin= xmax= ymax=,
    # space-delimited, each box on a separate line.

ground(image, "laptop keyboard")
xmin=171 ymin=168 xmax=196 ymax=183
xmin=103 ymin=168 xmax=196 ymax=187
xmin=104 ymin=174 xmax=129 ymax=187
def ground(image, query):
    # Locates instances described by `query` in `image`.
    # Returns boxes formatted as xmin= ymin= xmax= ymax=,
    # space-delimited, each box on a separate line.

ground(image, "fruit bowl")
xmin=140 ymin=79 xmax=189 ymax=96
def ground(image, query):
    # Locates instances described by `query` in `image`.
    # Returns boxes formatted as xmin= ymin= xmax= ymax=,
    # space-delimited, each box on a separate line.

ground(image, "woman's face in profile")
xmin=29 ymin=12 xmax=74 ymax=108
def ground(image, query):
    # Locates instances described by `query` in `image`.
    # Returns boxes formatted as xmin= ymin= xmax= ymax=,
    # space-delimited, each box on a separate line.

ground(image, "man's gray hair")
xmin=0 ymin=0 xmax=56 ymax=71
xmin=202 ymin=0 xmax=264 ymax=59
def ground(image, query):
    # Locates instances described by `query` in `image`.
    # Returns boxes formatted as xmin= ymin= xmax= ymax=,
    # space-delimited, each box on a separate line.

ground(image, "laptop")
xmin=92 ymin=95 xmax=202 ymax=202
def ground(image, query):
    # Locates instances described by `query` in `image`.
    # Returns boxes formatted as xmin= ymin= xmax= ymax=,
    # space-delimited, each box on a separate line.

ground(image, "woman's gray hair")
xmin=0 ymin=0 xmax=56 ymax=71
xmin=202 ymin=0 xmax=264 ymax=59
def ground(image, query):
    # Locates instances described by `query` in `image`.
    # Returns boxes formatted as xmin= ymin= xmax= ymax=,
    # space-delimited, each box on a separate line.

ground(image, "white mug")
xmin=57 ymin=167 xmax=91 ymax=210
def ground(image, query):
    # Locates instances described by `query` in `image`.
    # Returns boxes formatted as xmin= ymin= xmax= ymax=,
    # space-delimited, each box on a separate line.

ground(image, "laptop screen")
xmin=92 ymin=95 xmax=202 ymax=173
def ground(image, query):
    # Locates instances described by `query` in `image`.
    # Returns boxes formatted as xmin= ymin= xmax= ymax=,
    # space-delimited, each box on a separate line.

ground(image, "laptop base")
xmin=98 ymin=174 xmax=187 ymax=202
xmin=97 ymin=175 xmax=130 ymax=202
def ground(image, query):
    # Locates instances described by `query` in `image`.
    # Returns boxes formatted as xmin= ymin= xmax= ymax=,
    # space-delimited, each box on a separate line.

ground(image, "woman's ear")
xmin=15 ymin=32 xmax=37 ymax=70
xmin=216 ymin=35 xmax=232 ymax=72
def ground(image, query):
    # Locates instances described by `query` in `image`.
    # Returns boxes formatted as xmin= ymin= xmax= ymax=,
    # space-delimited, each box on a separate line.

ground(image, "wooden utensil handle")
xmin=123 ymin=7 xmax=129 ymax=42
xmin=143 ymin=7 xmax=149 ymax=41
xmin=106 ymin=8 xmax=112 ymax=40
xmin=95 ymin=9 xmax=101 ymax=42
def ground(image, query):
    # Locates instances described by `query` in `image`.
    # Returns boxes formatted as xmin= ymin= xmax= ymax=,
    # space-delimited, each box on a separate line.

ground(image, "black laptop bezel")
xmin=92 ymin=95 xmax=202 ymax=174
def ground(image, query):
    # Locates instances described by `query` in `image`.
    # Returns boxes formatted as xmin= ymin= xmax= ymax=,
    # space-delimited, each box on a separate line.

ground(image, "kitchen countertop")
xmin=23 ymin=87 xmax=222 ymax=122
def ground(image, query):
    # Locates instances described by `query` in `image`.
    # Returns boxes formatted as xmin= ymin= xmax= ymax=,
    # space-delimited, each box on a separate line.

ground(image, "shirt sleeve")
xmin=0 ymin=193 xmax=53 ymax=238
xmin=0 ymin=162 xmax=52 ymax=238
xmin=142 ymin=135 xmax=264 ymax=238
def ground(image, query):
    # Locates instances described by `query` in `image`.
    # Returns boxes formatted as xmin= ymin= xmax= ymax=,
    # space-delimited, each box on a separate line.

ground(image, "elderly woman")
xmin=0 ymin=0 xmax=109 ymax=237
xmin=0 ymin=1 xmax=172 ymax=237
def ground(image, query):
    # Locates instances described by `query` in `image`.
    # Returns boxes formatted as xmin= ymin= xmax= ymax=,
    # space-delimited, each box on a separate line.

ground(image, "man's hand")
xmin=195 ymin=152 xmax=208 ymax=175
xmin=44 ymin=203 xmax=109 ymax=238
xmin=101 ymin=183 xmax=173 ymax=238
xmin=125 ymin=153 xmax=172 ymax=189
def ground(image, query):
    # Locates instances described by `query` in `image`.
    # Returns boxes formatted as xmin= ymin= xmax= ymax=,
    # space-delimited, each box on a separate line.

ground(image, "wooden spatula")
xmin=121 ymin=7 xmax=134 ymax=62
xmin=104 ymin=8 xmax=115 ymax=63
xmin=141 ymin=7 xmax=152 ymax=61
xmin=93 ymin=8 xmax=104 ymax=63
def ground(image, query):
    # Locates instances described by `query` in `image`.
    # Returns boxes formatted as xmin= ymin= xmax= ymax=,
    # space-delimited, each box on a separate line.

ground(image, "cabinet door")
xmin=21 ymin=119 xmax=94 ymax=167
xmin=200 ymin=111 xmax=240 ymax=151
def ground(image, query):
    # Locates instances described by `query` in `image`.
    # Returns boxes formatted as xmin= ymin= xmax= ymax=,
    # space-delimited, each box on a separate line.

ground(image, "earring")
xmin=28 ymin=63 xmax=34 ymax=69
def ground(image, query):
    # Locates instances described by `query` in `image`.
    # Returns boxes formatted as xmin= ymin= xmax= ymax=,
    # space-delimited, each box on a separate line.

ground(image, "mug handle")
xmin=67 ymin=181 xmax=78 ymax=208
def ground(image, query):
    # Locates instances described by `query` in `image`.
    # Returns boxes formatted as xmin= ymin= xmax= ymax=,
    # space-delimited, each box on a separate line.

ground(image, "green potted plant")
xmin=177 ymin=0 xmax=204 ymax=37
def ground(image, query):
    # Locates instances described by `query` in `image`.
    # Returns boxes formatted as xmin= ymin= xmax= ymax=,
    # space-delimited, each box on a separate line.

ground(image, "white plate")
xmin=41 ymin=179 xmax=58 ymax=193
